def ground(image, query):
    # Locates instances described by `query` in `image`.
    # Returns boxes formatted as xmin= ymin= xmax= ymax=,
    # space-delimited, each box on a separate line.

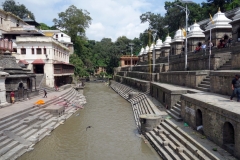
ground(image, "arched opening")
xmin=223 ymin=122 xmax=235 ymax=154
xmin=196 ymin=109 xmax=203 ymax=133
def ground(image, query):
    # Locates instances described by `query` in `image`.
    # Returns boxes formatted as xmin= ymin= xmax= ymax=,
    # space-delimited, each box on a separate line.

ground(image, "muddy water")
xmin=18 ymin=83 xmax=160 ymax=160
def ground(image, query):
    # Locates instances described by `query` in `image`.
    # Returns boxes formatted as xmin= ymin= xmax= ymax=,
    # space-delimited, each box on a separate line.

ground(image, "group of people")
xmin=194 ymin=41 xmax=213 ymax=53
xmin=217 ymin=37 xmax=232 ymax=49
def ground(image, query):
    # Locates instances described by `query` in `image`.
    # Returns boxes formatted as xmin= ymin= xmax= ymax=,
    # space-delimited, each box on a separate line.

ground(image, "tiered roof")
xmin=162 ymin=34 xmax=172 ymax=47
xmin=205 ymin=9 xmax=232 ymax=31
xmin=171 ymin=29 xmax=185 ymax=43
xmin=232 ymin=9 xmax=240 ymax=22
xmin=155 ymin=38 xmax=163 ymax=49
xmin=187 ymin=22 xmax=205 ymax=38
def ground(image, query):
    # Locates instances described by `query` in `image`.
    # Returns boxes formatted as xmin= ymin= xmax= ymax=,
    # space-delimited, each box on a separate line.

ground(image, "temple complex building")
xmin=204 ymin=9 xmax=232 ymax=47
xmin=160 ymin=34 xmax=171 ymax=58
xmin=187 ymin=22 xmax=205 ymax=52
xmin=170 ymin=29 xmax=185 ymax=55
xmin=230 ymin=9 xmax=240 ymax=42
xmin=120 ymin=55 xmax=138 ymax=67
xmin=154 ymin=38 xmax=163 ymax=59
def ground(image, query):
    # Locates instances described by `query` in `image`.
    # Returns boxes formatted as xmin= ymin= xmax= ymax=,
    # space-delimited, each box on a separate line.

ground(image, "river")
xmin=18 ymin=83 xmax=160 ymax=160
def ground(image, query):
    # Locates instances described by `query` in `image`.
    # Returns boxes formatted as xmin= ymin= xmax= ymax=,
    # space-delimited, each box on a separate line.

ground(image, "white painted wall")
xmin=15 ymin=36 xmax=72 ymax=87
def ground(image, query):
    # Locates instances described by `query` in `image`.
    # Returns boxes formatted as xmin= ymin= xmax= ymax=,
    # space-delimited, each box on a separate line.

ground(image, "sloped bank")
xmin=0 ymin=86 xmax=86 ymax=160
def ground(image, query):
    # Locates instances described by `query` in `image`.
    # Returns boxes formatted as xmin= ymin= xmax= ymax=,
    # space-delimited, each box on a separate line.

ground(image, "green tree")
xmin=53 ymin=5 xmax=92 ymax=43
xmin=2 ymin=0 xmax=35 ymax=19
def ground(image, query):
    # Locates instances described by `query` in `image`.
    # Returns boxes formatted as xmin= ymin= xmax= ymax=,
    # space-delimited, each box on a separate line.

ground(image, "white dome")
xmin=205 ymin=9 xmax=232 ymax=31
xmin=155 ymin=38 xmax=163 ymax=49
xmin=138 ymin=47 xmax=144 ymax=56
xmin=143 ymin=45 xmax=149 ymax=54
xmin=232 ymin=9 xmax=240 ymax=22
xmin=162 ymin=35 xmax=172 ymax=47
xmin=187 ymin=22 xmax=205 ymax=38
xmin=172 ymin=29 xmax=185 ymax=42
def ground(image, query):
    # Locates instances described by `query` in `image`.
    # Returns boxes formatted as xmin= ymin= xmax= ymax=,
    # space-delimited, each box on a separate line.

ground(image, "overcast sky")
xmin=0 ymin=0 xmax=205 ymax=41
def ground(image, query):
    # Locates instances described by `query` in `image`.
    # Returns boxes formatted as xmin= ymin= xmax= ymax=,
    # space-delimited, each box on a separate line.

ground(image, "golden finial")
xmin=27 ymin=14 xmax=30 ymax=18
xmin=167 ymin=32 xmax=169 ymax=37
xmin=218 ymin=7 xmax=221 ymax=12
xmin=195 ymin=19 xmax=196 ymax=24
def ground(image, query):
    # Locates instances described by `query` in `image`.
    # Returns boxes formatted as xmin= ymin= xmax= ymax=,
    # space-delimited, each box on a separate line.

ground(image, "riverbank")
xmin=110 ymin=81 xmax=236 ymax=160
xmin=0 ymin=86 xmax=86 ymax=160
xmin=17 ymin=83 xmax=160 ymax=160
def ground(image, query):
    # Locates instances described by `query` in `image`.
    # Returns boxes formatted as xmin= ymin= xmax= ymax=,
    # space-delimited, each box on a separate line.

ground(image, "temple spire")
xmin=218 ymin=7 xmax=221 ymax=13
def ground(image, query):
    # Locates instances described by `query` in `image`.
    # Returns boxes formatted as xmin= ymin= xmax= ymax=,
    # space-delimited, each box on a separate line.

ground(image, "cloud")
xmin=0 ymin=0 xmax=205 ymax=41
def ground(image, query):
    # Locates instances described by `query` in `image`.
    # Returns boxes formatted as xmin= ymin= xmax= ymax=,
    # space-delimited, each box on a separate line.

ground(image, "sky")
xmin=0 ymin=0 xmax=205 ymax=41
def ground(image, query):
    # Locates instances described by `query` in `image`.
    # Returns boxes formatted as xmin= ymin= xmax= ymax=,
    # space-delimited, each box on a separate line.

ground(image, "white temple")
xmin=187 ymin=22 xmax=205 ymax=38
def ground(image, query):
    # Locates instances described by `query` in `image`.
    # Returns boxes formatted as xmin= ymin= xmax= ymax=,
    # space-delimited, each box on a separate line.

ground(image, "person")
xmin=10 ymin=91 xmax=15 ymax=104
xmin=227 ymin=38 xmax=232 ymax=48
xmin=230 ymin=75 xmax=240 ymax=101
xmin=194 ymin=45 xmax=201 ymax=53
xmin=201 ymin=43 xmax=206 ymax=54
xmin=43 ymin=89 xmax=47 ymax=98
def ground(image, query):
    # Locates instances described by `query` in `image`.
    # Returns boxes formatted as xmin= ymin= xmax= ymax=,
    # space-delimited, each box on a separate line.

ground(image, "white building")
xmin=0 ymin=9 xmax=74 ymax=88
xmin=14 ymin=36 xmax=74 ymax=87
xmin=42 ymin=30 xmax=74 ymax=54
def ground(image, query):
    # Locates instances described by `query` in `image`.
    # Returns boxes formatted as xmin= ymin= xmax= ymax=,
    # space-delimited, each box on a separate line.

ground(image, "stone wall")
xmin=127 ymin=72 xmax=159 ymax=82
xmin=169 ymin=51 xmax=231 ymax=71
xmin=114 ymin=75 xmax=123 ymax=83
xmin=122 ymin=77 xmax=150 ymax=92
xmin=181 ymin=94 xmax=240 ymax=158
xmin=131 ymin=64 xmax=168 ymax=73
xmin=210 ymin=71 xmax=240 ymax=96
xmin=159 ymin=71 xmax=209 ymax=88
xmin=150 ymin=82 xmax=188 ymax=109
xmin=231 ymin=44 xmax=240 ymax=69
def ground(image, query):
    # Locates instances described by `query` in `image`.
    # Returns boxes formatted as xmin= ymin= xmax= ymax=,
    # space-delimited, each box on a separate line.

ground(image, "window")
xmin=21 ymin=48 xmax=26 ymax=54
xmin=61 ymin=34 xmax=63 ymax=37
xmin=32 ymin=48 xmax=34 ymax=54
xmin=44 ymin=48 xmax=46 ymax=54
xmin=37 ymin=48 xmax=42 ymax=54
xmin=56 ymin=34 xmax=58 ymax=39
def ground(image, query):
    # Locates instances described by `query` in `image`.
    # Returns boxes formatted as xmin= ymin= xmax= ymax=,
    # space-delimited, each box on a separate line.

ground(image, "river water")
xmin=18 ymin=83 xmax=160 ymax=160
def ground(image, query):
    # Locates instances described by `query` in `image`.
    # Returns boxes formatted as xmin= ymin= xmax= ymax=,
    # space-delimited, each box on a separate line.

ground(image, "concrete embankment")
xmin=0 ymin=86 xmax=86 ymax=160
xmin=110 ymin=81 xmax=236 ymax=160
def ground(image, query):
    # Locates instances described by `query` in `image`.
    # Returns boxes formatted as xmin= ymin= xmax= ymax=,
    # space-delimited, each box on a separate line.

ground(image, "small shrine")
xmin=204 ymin=8 xmax=232 ymax=47
xmin=230 ymin=9 xmax=240 ymax=42
xmin=187 ymin=21 xmax=205 ymax=52
xmin=0 ymin=51 xmax=37 ymax=102
xmin=138 ymin=47 xmax=144 ymax=62
xmin=170 ymin=29 xmax=185 ymax=55
xmin=160 ymin=34 xmax=171 ymax=57
xmin=155 ymin=38 xmax=163 ymax=59
xmin=143 ymin=45 xmax=149 ymax=62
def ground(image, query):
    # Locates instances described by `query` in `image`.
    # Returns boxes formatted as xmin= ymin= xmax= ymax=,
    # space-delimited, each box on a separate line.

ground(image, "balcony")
xmin=0 ymin=39 xmax=13 ymax=51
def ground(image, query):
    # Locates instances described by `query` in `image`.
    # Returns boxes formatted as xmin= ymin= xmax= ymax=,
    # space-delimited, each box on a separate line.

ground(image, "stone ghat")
xmin=110 ymin=81 xmax=226 ymax=160
xmin=0 ymin=87 xmax=86 ymax=160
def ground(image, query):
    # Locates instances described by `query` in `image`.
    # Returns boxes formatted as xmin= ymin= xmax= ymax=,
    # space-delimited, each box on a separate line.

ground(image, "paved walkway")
xmin=0 ymin=88 xmax=72 ymax=120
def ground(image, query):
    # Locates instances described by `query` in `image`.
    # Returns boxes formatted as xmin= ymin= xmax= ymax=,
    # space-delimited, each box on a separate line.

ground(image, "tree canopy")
xmin=2 ymin=0 xmax=35 ymax=20
xmin=53 ymin=5 xmax=92 ymax=43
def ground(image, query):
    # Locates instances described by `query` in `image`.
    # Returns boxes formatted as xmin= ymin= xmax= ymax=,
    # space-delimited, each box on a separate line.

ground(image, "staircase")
xmin=145 ymin=119 xmax=219 ymax=160
xmin=218 ymin=59 xmax=232 ymax=70
xmin=0 ymin=88 xmax=86 ymax=160
xmin=166 ymin=101 xmax=182 ymax=121
xmin=197 ymin=76 xmax=210 ymax=92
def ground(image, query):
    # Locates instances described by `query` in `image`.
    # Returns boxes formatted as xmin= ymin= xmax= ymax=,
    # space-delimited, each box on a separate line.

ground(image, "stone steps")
xmin=0 ymin=140 xmax=19 ymax=156
xmin=218 ymin=59 xmax=232 ymax=70
xmin=0 ymin=87 xmax=83 ymax=160
xmin=145 ymin=132 xmax=173 ymax=160
xmin=197 ymin=76 xmax=210 ymax=92
xmin=0 ymin=144 xmax=26 ymax=160
xmin=0 ymin=107 xmax=39 ymax=128
xmin=166 ymin=101 xmax=182 ymax=122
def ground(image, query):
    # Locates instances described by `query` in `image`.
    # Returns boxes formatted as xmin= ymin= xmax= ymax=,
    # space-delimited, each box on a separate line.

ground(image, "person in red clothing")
xmin=10 ymin=91 xmax=15 ymax=104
